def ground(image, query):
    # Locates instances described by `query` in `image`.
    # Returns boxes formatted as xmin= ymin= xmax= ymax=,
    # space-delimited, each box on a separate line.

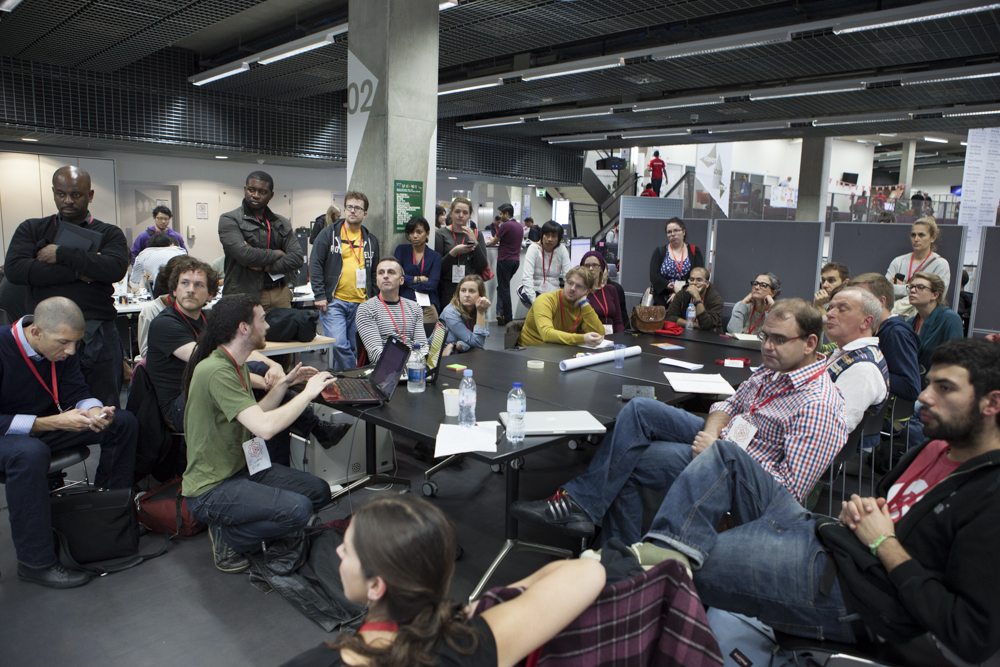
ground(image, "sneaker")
xmin=17 ymin=561 xmax=90 ymax=589
xmin=312 ymin=420 xmax=351 ymax=450
xmin=628 ymin=542 xmax=692 ymax=577
xmin=208 ymin=525 xmax=250 ymax=573
xmin=510 ymin=489 xmax=595 ymax=537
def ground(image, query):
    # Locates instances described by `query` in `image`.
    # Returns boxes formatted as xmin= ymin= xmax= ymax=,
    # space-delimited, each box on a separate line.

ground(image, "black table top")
xmin=602 ymin=332 xmax=760 ymax=387
xmin=647 ymin=327 xmax=763 ymax=352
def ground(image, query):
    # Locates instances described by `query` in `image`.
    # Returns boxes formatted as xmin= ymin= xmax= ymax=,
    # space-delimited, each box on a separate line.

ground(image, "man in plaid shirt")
xmin=512 ymin=298 xmax=849 ymax=542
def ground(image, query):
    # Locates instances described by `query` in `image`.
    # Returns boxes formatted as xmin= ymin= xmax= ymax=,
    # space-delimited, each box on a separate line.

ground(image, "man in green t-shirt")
xmin=182 ymin=293 xmax=337 ymax=573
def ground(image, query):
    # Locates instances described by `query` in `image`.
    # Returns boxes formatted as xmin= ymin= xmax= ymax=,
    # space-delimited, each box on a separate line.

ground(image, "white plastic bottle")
xmin=406 ymin=343 xmax=426 ymax=393
xmin=506 ymin=382 xmax=526 ymax=443
xmin=685 ymin=303 xmax=696 ymax=330
xmin=458 ymin=369 xmax=476 ymax=427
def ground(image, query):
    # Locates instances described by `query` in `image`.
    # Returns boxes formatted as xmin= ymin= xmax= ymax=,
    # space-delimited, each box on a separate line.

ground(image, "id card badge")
xmin=415 ymin=291 xmax=431 ymax=307
xmin=604 ymin=324 xmax=614 ymax=336
xmin=727 ymin=416 xmax=757 ymax=451
xmin=355 ymin=268 xmax=367 ymax=289
xmin=243 ymin=436 xmax=272 ymax=475
xmin=452 ymin=265 xmax=466 ymax=283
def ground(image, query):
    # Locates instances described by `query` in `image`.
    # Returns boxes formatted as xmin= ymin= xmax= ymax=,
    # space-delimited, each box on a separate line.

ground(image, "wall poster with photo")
xmin=118 ymin=181 xmax=180 ymax=247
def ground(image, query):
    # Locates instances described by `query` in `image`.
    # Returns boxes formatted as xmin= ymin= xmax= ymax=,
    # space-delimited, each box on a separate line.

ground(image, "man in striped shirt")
xmin=356 ymin=257 xmax=426 ymax=364
xmin=512 ymin=298 xmax=849 ymax=543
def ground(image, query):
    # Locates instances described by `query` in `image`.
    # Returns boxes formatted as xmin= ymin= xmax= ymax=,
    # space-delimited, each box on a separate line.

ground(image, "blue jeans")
xmin=186 ymin=464 xmax=331 ymax=553
xmin=320 ymin=299 xmax=360 ymax=370
xmin=645 ymin=439 xmax=856 ymax=643
xmin=0 ymin=410 xmax=138 ymax=567
xmin=496 ymin=260 xmax=519 ymax=321
xmin=563 ymin=399 xmax=702 ymax=545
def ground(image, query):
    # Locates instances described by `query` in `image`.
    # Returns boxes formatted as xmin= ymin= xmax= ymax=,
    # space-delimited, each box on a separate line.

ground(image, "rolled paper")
xmin=559 ymin=345 xmax=642 ymax=371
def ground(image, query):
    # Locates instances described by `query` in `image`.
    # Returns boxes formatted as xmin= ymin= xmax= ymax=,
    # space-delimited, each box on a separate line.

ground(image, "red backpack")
xmin=138 ymin=477 xmax=205 ymax=537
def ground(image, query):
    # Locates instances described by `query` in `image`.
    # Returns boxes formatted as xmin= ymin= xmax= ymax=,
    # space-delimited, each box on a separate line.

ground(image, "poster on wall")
xmin=958 ymin=127 xmax=1000 ymax=265
xmin=523 ymin=193 xmax=531 ymax=218
xmin=394 ymin=180 xmax=423 ymax=233
xmin=695 ymin=143 xmax=733 ymax=214
xmin=771 ymin=187 xmax=798 ymax=209
xmin=118 ymin=182 xmax=180 ymax=247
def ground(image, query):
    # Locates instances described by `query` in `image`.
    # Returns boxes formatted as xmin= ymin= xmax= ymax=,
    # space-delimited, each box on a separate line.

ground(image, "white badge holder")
xmin=243 ymin=436 xmax=272 ymax=475
xmin=452 ymin=265 xmax=466 ymax=283
xmin=355 ymin=268 xmax=367 ymax=289
xmin=726 ymin=416 xmax=757 ymax=451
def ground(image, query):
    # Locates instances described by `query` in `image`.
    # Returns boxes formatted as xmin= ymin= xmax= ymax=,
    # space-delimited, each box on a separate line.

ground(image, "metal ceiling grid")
xmin=436 ymin=122 xmax=584 ymax=184
xmin=206 ymin=38 xmax=349 ymax=100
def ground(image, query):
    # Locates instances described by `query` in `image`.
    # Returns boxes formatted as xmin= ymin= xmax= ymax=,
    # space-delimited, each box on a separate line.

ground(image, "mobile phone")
xmin=895 ymin=273 xmax=906 ymax=282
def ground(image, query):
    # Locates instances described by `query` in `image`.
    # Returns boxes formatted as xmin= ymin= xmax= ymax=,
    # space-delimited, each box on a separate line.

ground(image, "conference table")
xmin=324 ymin=329 xmax=762 ymax=599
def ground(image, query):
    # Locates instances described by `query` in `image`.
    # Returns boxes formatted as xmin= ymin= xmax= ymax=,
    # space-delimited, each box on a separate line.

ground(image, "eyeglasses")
xmin=750 ymin=281 xmax=772 ymax=289
xmin=583 ymin=262 xmax=603 ymax=269
xmin=666 ymin=229 xmax=685 ymax=235
xmin=154 ymin=216 xmax=170 ymax=222
xmin=689 ymin=278 xmax=708 ymax=284
xmin=906 ymin=283 xmax=932 ymax=293
xmin=345 ymin=205 xmax=366 ymax=213
xmin=757 ymin=331 xmax=802 ymax=346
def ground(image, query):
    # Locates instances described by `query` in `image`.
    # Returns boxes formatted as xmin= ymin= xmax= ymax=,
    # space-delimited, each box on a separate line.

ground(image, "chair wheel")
xmin=511 ymin=457 xmax=524 ymax=470
xmin=421 ymin=481 xmax=438 ymax=497
xmin=568 ymin=439 xmax=580 ymax=450
xmin=490 ymin=463 xmax=504 ymax=473
xmin=587 ymin=434 xmax=600 ymax=444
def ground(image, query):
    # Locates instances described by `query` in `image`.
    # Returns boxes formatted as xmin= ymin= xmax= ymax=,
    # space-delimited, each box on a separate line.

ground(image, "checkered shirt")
xmin=711 ymin=357 xmax=848 ymax=503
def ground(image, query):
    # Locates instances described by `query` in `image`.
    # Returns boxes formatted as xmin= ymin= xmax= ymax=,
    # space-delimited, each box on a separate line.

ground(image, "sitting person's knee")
xmin=9 ymin=436 xmax=52 ymax=470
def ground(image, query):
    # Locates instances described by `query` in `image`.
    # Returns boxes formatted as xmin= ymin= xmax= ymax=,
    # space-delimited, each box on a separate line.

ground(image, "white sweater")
xmin=885 ymin=252 xmax=950 ymax=299
xmin=520 ymin=243 xmax=572 ymax=303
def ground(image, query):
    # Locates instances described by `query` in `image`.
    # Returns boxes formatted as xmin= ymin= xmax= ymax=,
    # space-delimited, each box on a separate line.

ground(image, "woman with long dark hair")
xmin=579 ymin=251 xmax=624 ymax=334
xmin=435 ymin=197 xmax=488 ymax=306
xmin=281 ymin=495 xmax=604 ymax=667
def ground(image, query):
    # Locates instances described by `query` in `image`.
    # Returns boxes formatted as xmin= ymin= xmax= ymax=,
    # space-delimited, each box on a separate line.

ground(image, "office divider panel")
xmin=829 ymin=222 xmax=967 ymax=308
xmin=713 ymin=219 xmax=824 ymax=305
xmin=970 ymin=226 xmax=1000 ymax=337
xmin=618 ymin=196 xmax=702 ymax=302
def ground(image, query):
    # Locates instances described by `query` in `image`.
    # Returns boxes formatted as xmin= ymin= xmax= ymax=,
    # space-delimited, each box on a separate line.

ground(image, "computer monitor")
xmin=951 ymin=185 xmax=962 ymax=196
xmin=569 ymin=238 xmax=591 ymax=266
xmin=602 ymin=243 xmax=619 ymax=265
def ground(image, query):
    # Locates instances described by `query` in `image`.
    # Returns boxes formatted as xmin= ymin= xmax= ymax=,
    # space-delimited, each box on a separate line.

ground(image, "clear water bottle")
xmin=407 ymin=343 xmax=426 ymax=393
xmin=458 ymin=369 xmax=476 ymax=427
xmin=506 ymin=382 xmax=526 ymax=443
xmin=685 ymin=302 xmax=696 ymax=330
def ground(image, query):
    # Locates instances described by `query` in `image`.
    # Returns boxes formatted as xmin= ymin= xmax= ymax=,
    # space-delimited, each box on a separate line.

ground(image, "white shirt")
xmin=827 ymin=337 xmax=888 ymax=431
xmin=130 ymin=245 xmax=187 ymax=290
xmin=520 ymin=243 xmax=571 ymax=303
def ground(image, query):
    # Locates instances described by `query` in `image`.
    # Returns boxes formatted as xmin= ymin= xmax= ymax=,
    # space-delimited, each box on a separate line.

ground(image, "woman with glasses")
xmin=579 ymin=251 xmax=624 ymax=334
xmin=906 ymin=272 xmax=963 ymax=374
xmin=394 ymin=216 xmax=442 ymax=329
xmin=885 ymin=218 xmax=950 ymax=304
xmin=435 ymin=197 xmax=488 ymax=306
xmin=648 ymin=218 xmax=704 ymax=306
xmin=727 ymin=272 xmax=781 ymax=335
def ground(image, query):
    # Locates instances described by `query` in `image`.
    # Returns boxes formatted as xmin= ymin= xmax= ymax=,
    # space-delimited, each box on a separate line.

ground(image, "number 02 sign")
xmin=347 ymin=79 xmax=375 ymax=115
xmin=347 ymin=50 xmax=379 ymax=188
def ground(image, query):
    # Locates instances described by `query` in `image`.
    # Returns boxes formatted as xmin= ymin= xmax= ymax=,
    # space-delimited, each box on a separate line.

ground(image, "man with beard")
xmin=619 ymin=338 xmax=1000 ymax=664
xmin=180 ymin=294 xmax=337 ymax=573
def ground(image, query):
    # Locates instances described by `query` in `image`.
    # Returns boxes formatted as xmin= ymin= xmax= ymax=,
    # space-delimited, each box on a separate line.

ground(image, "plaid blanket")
xmin=475 ymin=559 xmax=723 ymax=666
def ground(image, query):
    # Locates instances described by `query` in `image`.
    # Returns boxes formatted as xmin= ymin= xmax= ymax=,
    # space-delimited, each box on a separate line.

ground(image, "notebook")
xmin=321 ymin=336 xmax=410 ymax=405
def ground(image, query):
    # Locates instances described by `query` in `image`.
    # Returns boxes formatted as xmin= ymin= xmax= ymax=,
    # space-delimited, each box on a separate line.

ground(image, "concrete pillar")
xmin=347 ymin=0 xmax=439 ymax=251
xmin=797 ymin=137 xmax=833 ymax=223
xmin=899 ymin=139 xmax=917 ymax=196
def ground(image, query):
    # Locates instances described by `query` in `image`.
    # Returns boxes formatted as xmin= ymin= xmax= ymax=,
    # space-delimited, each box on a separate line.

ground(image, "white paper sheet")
xmin=658 ymin=357 xmax=704 ymax=371
xmin=577 ymin=339 xmax=614 ymax=349
xmin=663 ymin=372 xmax=736 ymax=395
xmin=434 ymin=421 xmax=500 ymax=457
xmin=559 ymin=345 xmax=641 ymax=371
xmin=731 ymin=333 xmax=759 ymax=341
xmin=414 ymin=291 xmax=431 ymax=307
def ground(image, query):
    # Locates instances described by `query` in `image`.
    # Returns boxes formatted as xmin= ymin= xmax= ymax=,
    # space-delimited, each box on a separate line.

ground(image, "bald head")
xmin=52 ymin=166 xmax=94 ymax=223
xmin=34 ymin=297 xmax=85 ymax=333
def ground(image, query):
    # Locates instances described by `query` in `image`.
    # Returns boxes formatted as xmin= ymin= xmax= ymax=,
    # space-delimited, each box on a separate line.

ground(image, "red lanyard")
xmin=541 ymin=246 xmax=555 ymax=279
xmin=254 ymin=214 xmax=272 ymax=250
xmin=747 ymin=307 xmax=768 ymax=334
xmin=219 ymin=346 xmax=250 ymax=394
xmin=748 ymin=364 xmax=827 ymax=418
xmin=668 ymin=245 xmax=686 ymax=277
xmin=12 ymin=322 xmax=62 ymax=412
xmin=907 ymin=253 xmax=934 ymax=281
xmin=592 ymin=288 xmax=610 ymax=323
xmin=359 ymin=622 xmax=398 ymax=633
xmin=559 ymin=292 xmax=583 ymax=333
xmin=343 ymin=227 xmax=363 ymax=265
xmin=914 ymin=316 xmax=923 ymax=335
xmin=412 ymin=247 xmax=425 ymax=276
xmin=379 ymin=295 xmax=406 ymax=339
xmin=173 ymin=301 xmax=206 ymax=340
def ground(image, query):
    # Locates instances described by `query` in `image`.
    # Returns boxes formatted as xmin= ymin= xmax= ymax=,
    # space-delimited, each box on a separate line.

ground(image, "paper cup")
xmin=443 ymin=389 xmax=460 ymax=417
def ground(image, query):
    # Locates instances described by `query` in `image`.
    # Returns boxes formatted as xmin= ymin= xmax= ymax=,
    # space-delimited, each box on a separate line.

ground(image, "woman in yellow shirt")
xmin=518 ymin=267 xmax=606 ymax=347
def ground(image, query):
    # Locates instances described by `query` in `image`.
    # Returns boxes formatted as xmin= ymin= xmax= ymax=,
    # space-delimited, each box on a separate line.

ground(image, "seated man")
xmin=823 ymin=286 xmax=889 ymax=431
xmin=663 ymin=267 xmax=724 ymax=331
xmin=850 ymin=273 xmax=921 ymax=402
xmin=512 ymin=299 xmax=848 ymax=541
xmin=518 ymin=266 xmax=605 ymax=348
xmin=146 ymin=257 xmax=345 ymax=463
xmin=0 ymin=297 xmax=137 ymax=588
xmin=128 ymin=232 xmax=186 ymax=294
xmin=137 ymin=254 xmax=188 ymax=358
xmin=182 ymin=294 xmax=336 ymax=573
xmin=635 ymin=338 xmax=1000 ymax=665
xmin=356 ymin=257 xmax=426 ymax=363
xmin=813 ymin=261 xmax=850 ymax=310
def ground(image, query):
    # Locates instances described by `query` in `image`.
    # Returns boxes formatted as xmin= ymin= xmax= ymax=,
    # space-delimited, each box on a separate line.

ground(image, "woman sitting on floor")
xmin=440 ymin=275 xmax=490 ymax=356
xmin=517 ymin=266 xmax=605 ymax=348
xmin=281 ymin=495 xmax=605 ymax=667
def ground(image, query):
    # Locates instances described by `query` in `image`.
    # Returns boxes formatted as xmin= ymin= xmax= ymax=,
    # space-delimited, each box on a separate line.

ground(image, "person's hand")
xmin=297 ymin=366 xmax=320 ymax=383
xmin=475 ymin=296 xmax=491 ymax=313
xmin=87 ymin=406 xmax=115 ymax=433
xmin=691 ymin=430 xmax=716 ymax=457
xmin=841 ymin=495 xmax=894 ymax=546
xmin=741 ymin=292 xmax=754 ymax=305
xmin=666 ymin=292 xmax=676 ymax=305
xmin=763 ymin=294 xmax=775 ymax=309
xmin=36 ymin=244 xmax=59 ymax=264
xmin=582 ymin=332 xmax=604 ymax=347
xmin=54 ymin=409 xmax=100 ymax=433
xmin=986 ymin=333 xmax=1000 ymax=344
xmin=464 ymin=229 xmax=478 ymax=244
xmin=304 ymin=370 xmax=336 ymax=398
xmin=314 ymin=299 xmax=328 ymax=313
xmin=672 ymin=281 xmax=684 ymax=294
xmin=814 ymin=290 xmax=830 ymax=308
xmin=264 ymin=363 xmax=285 ymax=390
xmin=598 ymin=268 xmax=609 ymax=289
xmin=442 ymin=343 xmax=454 ymax=357
xmin=893 ymin=276 xmax=905 ymax=285
xmin=272 ymin=249 xmax=286 ymax=259
xmin=685 ymin=283 xmax=700 ymax=299
xmin=450 ymin=243 xmax=474 ymax=257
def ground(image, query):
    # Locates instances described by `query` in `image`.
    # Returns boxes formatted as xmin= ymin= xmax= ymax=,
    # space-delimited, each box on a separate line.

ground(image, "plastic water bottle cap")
xmin=513 ymin=382 xmax=521 ymax=388
xmin=413 ymin=343 xmax=420 ymax=350
xmin=464 ymin=369 xmax=473 ymax=377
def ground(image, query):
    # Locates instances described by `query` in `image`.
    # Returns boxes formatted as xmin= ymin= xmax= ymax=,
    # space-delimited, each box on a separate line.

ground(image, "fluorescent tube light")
xmin=649 ymin=33 xmax=790 ymax=60
xmin=20 ymin=137 xmax=37 ymax=141
xmin=537 ymin=109 xmax=613 ymax=121
xmin=521 ymin=62 xmax=621 ymax=82
xmin=458 ymin=118 xmax=523 ymax=129
xmin=945 ymin=108 xmax=1000 ymax=117
xmin=750 ymin=84 xmax=864 ymax=101
xmin=215 ymin=156 xmax=228 ymax=159
xmin=190 ymin=61 xmax=250 ymax=86
xmin=632 ymin=96 xmax=723 ymax=112
xmin=259 ymin=37 xmax=334 ymax=65
xmin=961 ymin=141 xmax=968 ymax=145
xmin=438 ymin=80 xmax=501 ymax=96
xmin=448 ymin=176 xmax=458 ymax=179
xmin=923 ymin=136 xmax=948 ymax=143
xmin=0 ymin=0 xmax=25 ymax=11
xmin=879 ymin=133 xmax=897 ymax=137
xmin=833 ymin=2 xmax=1000 ymax=34
xmin=439 ymin=1 xmax=459 ymax=9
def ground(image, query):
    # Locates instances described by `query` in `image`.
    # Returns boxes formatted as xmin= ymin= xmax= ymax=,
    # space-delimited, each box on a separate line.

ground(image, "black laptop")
xmin=321 ymin=336 xmax=410 ymax=405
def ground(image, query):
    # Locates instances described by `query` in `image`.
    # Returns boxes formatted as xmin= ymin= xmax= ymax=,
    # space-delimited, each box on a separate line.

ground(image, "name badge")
xmin=355 ymin=268 xmax=367 ymax=289
xmin=415 ymin=291 xmax=431 ymax=307
xmin=727 ymin=416 xmax=757 ymax=450
xmin=604 ymin=324 xmax=614 ymax=336
xmin=452 ymin=265 xmax=466 ymax=283
xmin=268 ymin=272 xmax=284 ymax=282
xmin=243 ymin=436 xmax=272 ymax=475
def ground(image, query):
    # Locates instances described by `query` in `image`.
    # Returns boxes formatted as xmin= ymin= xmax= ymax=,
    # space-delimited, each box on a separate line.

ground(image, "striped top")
xmin=356 ymin=295 xmax=426 ymax=363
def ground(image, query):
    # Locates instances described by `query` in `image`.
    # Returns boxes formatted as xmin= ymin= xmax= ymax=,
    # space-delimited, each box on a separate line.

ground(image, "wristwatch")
xmin=692 ymin=299 xmax=703 ymax=305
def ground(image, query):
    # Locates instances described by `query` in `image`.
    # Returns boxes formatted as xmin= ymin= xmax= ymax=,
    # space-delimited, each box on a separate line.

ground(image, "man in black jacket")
xmin=3 ymin=166 xmax=129 ymax=407
xmin=627 ymin=338 xmax=1000 ymax=664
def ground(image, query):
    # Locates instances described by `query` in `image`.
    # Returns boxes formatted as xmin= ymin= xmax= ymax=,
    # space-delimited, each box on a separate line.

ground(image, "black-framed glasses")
xmin=906 ymin=283 xmax=931 ymax=292
xmin=757 ymin=331 xmax=802 ymax=346
xmin=345 ymin=205 xmax=366 ymax=213
xmin=750 ymin=281 xmax=772 ymax=289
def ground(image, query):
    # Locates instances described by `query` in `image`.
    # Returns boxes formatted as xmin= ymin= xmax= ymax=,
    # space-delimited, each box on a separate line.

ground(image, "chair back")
xmin=504 ymin=319 xmax=526 ymax=349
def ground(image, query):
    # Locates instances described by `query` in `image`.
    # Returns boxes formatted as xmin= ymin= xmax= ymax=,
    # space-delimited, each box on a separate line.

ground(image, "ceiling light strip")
xmin=832 ymin=1 xmax=1000 ymax=34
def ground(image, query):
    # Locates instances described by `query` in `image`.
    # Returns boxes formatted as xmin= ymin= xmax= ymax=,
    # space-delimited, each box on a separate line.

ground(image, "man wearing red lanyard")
xmin=613 ymin=339 xmax=1000 ymax=664
xmin=485 ymin=203 xmax=523 ymax=326
xmin=513 ymin=298 xmax=848 ymax=543
xmin=218 ymin=171 xmax=304 ymax=312
xmin=356 ymin=258 xmax=427 ymax=364
xmin=182 ymin=294 xmax=337 ymax=574
xmin=0 ymin=297 xmax=138 ymax=588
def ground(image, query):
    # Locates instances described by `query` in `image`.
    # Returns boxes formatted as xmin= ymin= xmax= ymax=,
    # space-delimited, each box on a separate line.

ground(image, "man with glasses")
xmin=512 ymin=298 xmax=848 ymax=542
xmin=663 ymin=267 xmax=724 ymax=331
xmin=130 ymin=205 xmax=186 ymax=262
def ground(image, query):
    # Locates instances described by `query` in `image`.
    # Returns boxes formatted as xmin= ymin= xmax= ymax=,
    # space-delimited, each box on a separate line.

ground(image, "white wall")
xmin=912 ymin=166 xmax=965 ymax=197
xmin=827 ymin=139 xmax=875 ymax=194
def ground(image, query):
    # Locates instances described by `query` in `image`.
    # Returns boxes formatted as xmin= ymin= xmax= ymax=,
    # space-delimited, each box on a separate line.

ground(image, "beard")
xmin=251 ymin=328 xmax=267 ymax=351
xmin=922 ymin=400 xmax=982 ymax=448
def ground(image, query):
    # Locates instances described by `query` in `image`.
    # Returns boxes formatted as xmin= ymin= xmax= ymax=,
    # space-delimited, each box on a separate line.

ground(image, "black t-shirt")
xmin=279 ymin=616 xmax=498 ymax=667
xmin=146 ymin=304 xmax=205 ymax=417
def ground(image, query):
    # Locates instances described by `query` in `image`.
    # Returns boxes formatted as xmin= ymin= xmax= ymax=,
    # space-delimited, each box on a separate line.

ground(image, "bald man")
xmin=0 ymin=297 xmax=137 ymax=589
xmin=4 ymin=166 xmax=130 ymax=407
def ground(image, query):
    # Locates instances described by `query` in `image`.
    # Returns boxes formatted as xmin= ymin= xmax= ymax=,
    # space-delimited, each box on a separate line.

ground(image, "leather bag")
xmin=630 ymin=305 xmax=666 ymax=333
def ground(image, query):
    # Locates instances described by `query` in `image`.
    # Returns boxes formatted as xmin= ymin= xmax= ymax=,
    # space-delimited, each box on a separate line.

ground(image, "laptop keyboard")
xmin=335 ymin=377 xmax=375 ymax=400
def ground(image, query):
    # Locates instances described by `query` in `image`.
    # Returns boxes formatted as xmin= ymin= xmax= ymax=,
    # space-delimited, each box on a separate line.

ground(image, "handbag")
xmin=481 ymin=265 xmax=495 ymax=281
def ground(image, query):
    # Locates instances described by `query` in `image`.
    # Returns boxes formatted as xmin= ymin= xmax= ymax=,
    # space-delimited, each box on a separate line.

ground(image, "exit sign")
xmin=535 ymin=188 xmax=547 ymax=197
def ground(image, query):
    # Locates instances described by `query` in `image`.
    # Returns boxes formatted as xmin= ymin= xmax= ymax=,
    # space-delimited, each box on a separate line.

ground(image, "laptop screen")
xmin=372 ymin=338 xmax=409 ymax=399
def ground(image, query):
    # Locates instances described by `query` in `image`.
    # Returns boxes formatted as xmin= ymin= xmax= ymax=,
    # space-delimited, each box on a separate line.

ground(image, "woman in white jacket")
xmin=520 ymin=221 xmax=572 ymax=304
xmin=885 ymin=217 xmax=951 ymax=301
